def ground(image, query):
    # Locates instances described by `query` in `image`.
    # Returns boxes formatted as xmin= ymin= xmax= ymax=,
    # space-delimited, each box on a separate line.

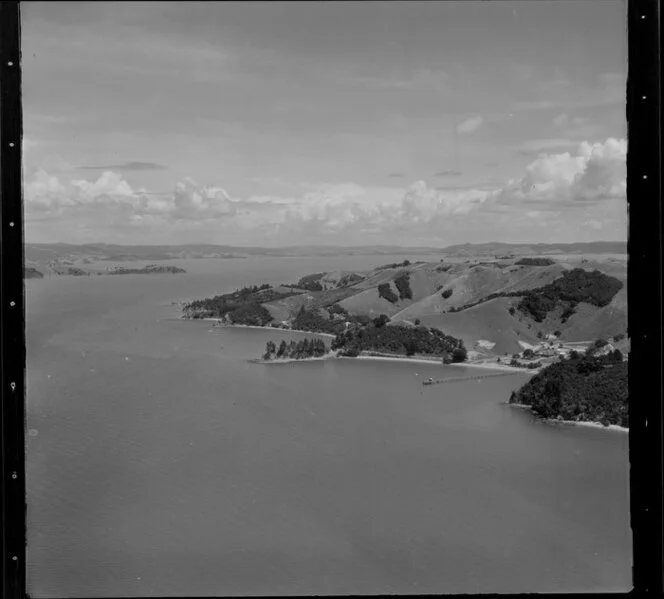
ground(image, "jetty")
xmin=422 ymin=371 xmax=523 ymax=386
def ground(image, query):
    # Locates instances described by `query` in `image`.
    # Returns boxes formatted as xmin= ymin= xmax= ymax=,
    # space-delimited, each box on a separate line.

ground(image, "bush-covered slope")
xmin=509 ymin=354 xmax=628 ymax=427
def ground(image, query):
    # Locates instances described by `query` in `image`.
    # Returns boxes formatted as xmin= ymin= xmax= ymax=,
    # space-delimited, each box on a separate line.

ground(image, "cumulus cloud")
xmin=24 ymin=138 xmax=625 ymax=242
xmin=497 ymin=138 xmax=626 ymax=205
xmin=456 ymin=116 xmax=484 ymax=134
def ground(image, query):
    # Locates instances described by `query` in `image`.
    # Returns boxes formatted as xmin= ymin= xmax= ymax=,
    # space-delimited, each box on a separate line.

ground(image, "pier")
xmin=422 ymin=371 xmax=525 ymax=386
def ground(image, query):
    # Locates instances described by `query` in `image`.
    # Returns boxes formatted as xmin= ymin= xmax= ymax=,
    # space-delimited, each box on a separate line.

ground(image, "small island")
xmin=108 ymin=264 xmax=186 ymax=275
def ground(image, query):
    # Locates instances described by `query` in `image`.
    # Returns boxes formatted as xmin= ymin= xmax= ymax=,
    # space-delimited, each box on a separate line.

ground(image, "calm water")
xmin=25 ymin=256 xmax=632 ymax=596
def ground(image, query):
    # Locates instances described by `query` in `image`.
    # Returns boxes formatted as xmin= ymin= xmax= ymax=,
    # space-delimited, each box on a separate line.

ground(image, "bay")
xmin=25 ymin=255 xmax=631 ymax=596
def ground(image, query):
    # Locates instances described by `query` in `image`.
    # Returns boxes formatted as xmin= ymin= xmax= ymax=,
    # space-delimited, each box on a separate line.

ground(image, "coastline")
xmin=510 ymin=403 xmax=628 ymax=432
xmin=184 ymin=319 xmax=542 ymax=374
xmin=250 ymin=350 xmax=340 ymax=365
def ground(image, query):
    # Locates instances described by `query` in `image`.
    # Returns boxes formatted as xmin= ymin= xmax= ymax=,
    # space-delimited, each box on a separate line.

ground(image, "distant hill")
xmin=439 ymin=241 xmax=627 ymax=257
xmin=23 ymin=241 xmax=627 ymax=266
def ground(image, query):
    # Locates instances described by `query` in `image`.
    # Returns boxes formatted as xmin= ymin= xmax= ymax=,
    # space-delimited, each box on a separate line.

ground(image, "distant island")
xmin=107 ymin=264 xmax=186 ymax=275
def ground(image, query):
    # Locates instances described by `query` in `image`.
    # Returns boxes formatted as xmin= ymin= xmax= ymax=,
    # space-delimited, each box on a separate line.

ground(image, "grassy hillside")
xmin=183 ymin=254 xmax=627 ymax=356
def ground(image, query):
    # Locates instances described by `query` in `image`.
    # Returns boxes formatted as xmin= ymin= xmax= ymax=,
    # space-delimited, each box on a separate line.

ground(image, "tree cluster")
xmin=377 ymin=283 xmax=399 ymax=303
xmin=509 ymin=353 xmax=628 ymax=427
xmin=515 ymin=257 xmax=556 ymax=266
xmin=263 ymin=337 xmax=329 ymax=361
xmin=394 ymin=273 xmax=413 ymax=300
xmin=331 ymin=324 xmax=466 ymax=362
xmin=183 ymin=285 xmax=294 ymax=319
xmin=448 ymin=268 xmax=622 ymax=323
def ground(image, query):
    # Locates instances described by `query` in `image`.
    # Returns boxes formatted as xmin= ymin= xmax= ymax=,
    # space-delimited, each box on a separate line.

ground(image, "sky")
xmin=21 ymin=1 xmax=628 ymax=247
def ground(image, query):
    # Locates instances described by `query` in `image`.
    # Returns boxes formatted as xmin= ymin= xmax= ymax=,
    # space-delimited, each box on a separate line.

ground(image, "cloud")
xmin=433 ymin=170 xmax=463 ymax=177
xmin=496 ymin=138 xmax=626 ymax=205
xmin=78 ymin=161 xmax=168 ymax=171
xmin=456 ymin=116 xmax=484 ymax=134
xmin=24 ymin=138 xmax=625 ymax=243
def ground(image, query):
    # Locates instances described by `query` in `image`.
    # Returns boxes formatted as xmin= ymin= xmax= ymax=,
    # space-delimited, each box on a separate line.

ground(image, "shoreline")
xmin=184 ymin=319 xmax=542 ymax=374
xmin=510 ymin=403 xmax=628 ymax=432
xmin=250 ymin=350 xmax=340 ymax=365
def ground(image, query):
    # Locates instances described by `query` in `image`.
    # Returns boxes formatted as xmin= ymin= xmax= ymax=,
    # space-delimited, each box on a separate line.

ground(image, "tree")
xmin=263 ymin=340 xmax=276 ymax=360
xmin=373 ymin=314 xmax=390 ymax=328
xmin=554 ymin=330 xmax=562 ymax=337
xmin=277 ymin=340 xmax=287 ymax=357
xmin=404 ymin=340 xmax=418 ymax=356
xmin=523 ymin=348 xmax=536 ymax=359
xmin=508 ymin=306 xmax=516 ymax=316
xmin=414 ymin=318 xmax=421 ymax=325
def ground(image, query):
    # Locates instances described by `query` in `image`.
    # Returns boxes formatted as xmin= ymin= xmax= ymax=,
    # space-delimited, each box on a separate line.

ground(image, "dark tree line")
xmin=263 ymin=337 xmax=329 ymax=360
xmin=377 ymin=283 xmax=399 ymax=303
xmin=331 ymin=324 xmax=467 ymax=362
xmin=182 ymin=284 xmax=295 ymax=320
xmin=515 ymin=257 xmax=556 ymax=266
xmin=448 ymin=268 xmax=623 ymax=322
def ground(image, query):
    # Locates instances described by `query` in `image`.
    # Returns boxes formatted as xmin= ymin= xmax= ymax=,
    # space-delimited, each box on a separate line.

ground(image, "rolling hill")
xmin=184 ymin=253 xmax=627 ymax=357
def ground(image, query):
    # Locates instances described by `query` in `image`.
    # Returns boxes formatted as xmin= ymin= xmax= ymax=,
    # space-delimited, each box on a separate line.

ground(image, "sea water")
xmin=25 ymin=256 xmax=631 ymax=596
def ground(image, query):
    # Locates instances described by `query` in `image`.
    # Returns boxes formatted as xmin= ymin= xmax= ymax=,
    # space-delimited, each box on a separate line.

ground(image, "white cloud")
xmin=24 ymin=138 xmax=626 ymax=243
xmin=456 ymin=116 xmax=484 ymax=134
xmin=497 ymin=138 xmax=626 ymax=205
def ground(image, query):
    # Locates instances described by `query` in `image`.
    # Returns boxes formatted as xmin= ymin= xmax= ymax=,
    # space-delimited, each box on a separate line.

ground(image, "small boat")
xmin=422 ymin=377 xmax=435 ymax=386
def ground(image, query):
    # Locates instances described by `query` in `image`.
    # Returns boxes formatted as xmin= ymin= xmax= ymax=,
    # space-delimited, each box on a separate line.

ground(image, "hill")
xmin=440 ymin=241 xmax=627 ymax=257
xmin=183 ymin=253 xmax=627 ymax=357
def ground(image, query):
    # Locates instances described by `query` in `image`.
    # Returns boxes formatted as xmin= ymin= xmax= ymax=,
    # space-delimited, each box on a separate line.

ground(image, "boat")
xmin=422 ymin=377 xmax=435 ymax=386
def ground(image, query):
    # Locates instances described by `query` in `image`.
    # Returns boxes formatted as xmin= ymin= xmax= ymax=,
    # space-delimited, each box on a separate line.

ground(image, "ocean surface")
xmin=25 ymin=255 xmax=632 ymax=596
